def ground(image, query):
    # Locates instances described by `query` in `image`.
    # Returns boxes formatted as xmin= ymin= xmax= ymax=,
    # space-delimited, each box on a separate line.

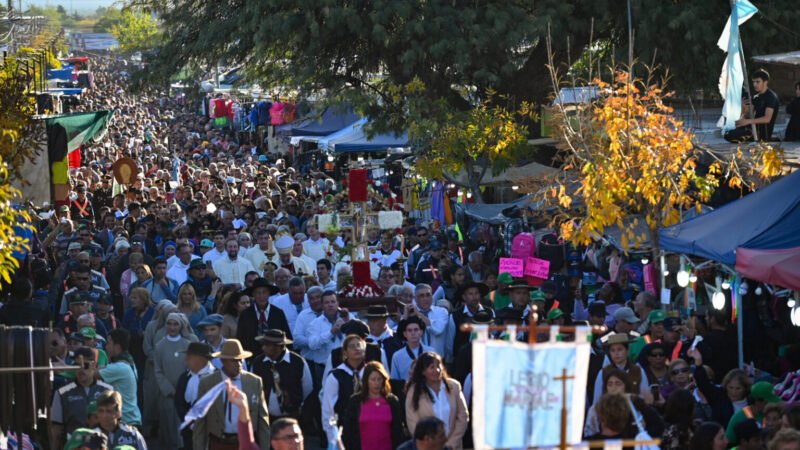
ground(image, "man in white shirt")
xmin=213 ymin=239 xmax=256 ymax=287
xmin=292 ymin=235 xmax=317 ymax=277
xmin=166 ymin=243 xmax=194 ymax=285
xmin=306 ymin=291 xmax=349 ymax=367
xmin=316 ymin=259 xmax=337 ymax=292
xmin=292 ymin=287 xmax=324 ymax=357
xmin=245 ymin=229 xmax=274 ymax=276
xmin=401 ymin=283 xmax=451 ymax=360
xmin=302 ymin=224 xmax=329 ymax=263
xmin=202 ymin=231 xmax=227 ymax=267
xmin=270 ymin=277 xmax=308 ymax=330
xmin=371 ymin=232 xmax=401 ymax=268
xmin=272 ymin=235 xmax=312 ymax=276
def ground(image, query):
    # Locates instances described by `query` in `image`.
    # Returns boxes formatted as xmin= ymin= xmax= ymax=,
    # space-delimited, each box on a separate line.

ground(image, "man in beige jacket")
xmin=193 ymin=339 xmax=270 ymax=450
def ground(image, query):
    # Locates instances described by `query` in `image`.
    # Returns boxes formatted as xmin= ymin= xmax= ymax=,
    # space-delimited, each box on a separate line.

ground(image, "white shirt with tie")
xmin=221 ymin=371 xmax=243 ymax=434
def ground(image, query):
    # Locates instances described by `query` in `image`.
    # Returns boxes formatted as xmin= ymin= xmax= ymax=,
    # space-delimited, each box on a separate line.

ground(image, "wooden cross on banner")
xmin=554 ymin=368 xmax=576 ymax=450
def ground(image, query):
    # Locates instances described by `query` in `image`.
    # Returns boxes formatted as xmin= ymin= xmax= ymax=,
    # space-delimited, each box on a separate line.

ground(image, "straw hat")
xmin=211 ymin=339 xmax=253 ymax=360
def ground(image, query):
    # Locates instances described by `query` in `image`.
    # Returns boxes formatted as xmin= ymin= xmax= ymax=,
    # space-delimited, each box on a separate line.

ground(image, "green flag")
xmin=45 ymin=110 xmax=113 ymax=161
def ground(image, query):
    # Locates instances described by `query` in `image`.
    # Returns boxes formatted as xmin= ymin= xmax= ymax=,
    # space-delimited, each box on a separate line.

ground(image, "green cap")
xmin=530 ymin=289 xmax=546 ymax=303
xmin=86 ymin=400 xmax=97 ymax=416
xmin=79 ymin=327 xmax=97 ymax=340
xmin=547 ymin=308 xmax=564 ymax=320
xmin=63 ymin=428 xmax=106 ymax=450
xmin=648 ymin=309 xmax=666 ymax=324
xmin=113 ymin=446 xmax=138 ymax=450
xmin=751 ymin=381 xmax=780 ymax=403
xmin=497 ymin=272 xmax=514 ymax=285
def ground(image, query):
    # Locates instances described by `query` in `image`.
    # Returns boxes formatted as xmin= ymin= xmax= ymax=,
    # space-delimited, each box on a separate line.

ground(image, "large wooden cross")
xmin=554 ymin=368 xmax=576 ymax=450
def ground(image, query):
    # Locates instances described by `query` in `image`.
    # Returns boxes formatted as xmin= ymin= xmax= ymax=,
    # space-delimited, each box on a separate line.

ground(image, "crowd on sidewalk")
xmin=3 ymin=55 xmax=800 ymax=450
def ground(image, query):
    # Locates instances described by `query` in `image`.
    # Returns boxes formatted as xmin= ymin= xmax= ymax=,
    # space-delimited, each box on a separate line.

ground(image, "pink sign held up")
xmin=525 ymin=257 xmax=550 ymax=279
xmin=498 ymin=257 xmax=525 ymax=277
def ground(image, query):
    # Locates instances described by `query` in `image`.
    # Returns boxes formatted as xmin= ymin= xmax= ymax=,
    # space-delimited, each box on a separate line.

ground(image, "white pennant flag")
xmin=717 ymin=0 xmax=759 ymax=131
xmin=180 ymin=380 xmax=228 ymax=430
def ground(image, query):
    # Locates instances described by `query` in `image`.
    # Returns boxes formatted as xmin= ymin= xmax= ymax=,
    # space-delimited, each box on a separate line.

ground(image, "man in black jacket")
xmin=237 ymin=278 xmax=291 ymax=360
xmin=174 ymin=342 xmax=215 ymax=450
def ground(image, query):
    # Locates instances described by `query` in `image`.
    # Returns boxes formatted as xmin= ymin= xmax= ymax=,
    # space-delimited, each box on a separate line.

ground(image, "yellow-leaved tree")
xmin=539 ymin=70 xmax=783 ymax=257
xmin=415 ymin=92 xmax=535 ymax=203
xmin=0 ymin=57 xmax=34 ymax=282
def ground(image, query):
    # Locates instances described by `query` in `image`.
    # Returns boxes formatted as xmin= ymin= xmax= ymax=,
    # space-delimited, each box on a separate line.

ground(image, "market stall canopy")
xmin=736 ymin=247 xmax=800 ymax=290
xmin=659 ymin=170 xmax=800 ymax=266
xmin=450 ymin=161 xmax=557 ymax=186
xmin=285 ymin=107 xmax=361 ymax=137
xmin=455 ymin=194 xmax=545 ymax=224
xmin=318 ymin=117 xmax=409 ymax=153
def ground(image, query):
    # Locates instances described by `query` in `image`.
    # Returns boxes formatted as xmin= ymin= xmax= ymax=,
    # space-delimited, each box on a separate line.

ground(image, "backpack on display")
xmin=511 ymin=232 xmax=536 ymax=260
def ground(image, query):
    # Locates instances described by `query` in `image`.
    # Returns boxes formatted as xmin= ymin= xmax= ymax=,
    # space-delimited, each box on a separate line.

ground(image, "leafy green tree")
xmin=135 ymin=0 xmax=622 ymax=130
xmin=0 ymin=57 xmax=42 ymax=179
xmin=111 ymin=9 xmax=161 ymax=56
xmin=93 ymin=7 xmax=124 ymax=33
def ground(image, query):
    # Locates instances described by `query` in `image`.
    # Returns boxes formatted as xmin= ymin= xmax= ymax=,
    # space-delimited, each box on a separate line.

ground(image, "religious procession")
xmin=2 ymin=1 xmax=800 ymax=450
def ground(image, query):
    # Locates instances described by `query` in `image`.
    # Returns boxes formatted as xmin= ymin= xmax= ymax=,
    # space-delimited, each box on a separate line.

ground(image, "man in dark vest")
xmin=325 ymin=319 xmax=387 ymax=380
xmin=237 ymin=278 xmax=292 ymax=360
xmin=252 ymin=329 xmax=313 ymax=420
xmin=174 ymin=342 xmax=216 ymax=450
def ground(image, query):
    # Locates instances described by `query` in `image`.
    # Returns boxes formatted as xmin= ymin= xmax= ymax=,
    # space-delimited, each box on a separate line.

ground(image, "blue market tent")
xmin=47 ymin=67 xmax=74 ymax=79
xmin=286 ymin=107 xmax=361 ymax=137
xmin=659 ymin=170 xmax=800 ymax=266
xmin=318 ymin=117 xmax=409 ymax=153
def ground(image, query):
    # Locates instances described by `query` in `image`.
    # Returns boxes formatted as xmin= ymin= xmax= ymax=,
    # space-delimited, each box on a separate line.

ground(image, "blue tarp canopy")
xmin=318 ymin=117 xmax=409 ymax=153
xmin=659 ymin=170 xmax=800 ymax=264
xmin=47 ymin=67 xmax=75 ymax=80
xmin=48 ymin=88 xmax=84 ymax=95
xmin=286 ymin=107 xmax=361 ymax=137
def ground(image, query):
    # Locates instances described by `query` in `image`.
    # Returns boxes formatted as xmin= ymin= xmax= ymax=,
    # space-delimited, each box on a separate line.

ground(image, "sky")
xmin=20 ymin=0 xmax=118 ymax=14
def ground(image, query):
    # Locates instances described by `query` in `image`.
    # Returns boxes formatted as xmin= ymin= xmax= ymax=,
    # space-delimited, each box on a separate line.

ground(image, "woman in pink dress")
xmin=342 ymin=361 xmax=408 ymax=450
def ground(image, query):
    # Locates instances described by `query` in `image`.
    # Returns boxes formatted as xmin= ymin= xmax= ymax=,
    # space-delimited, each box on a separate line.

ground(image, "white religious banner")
xmin=472 ymin=328 xmax=591 ymax=449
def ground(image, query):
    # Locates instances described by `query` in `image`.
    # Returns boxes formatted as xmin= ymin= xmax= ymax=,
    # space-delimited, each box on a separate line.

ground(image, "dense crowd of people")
xmin=2 ymin=54 xmax=800 ymax=450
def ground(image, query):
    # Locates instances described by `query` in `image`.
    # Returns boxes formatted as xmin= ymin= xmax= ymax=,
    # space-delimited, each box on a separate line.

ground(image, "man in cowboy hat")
xmin=251 ymin=329 xmax=313 ymax=420
xmin=237 ymin=278 xmax=291 ymax=359
xmin=451 ymin=281 xmax=492 ymax=355
xmin=495 ymin=278 xmax=534 ymax=325
xmin=175 ymin=342 xmax=216 ymax=450
xmin=193 ymin=339 xmax=270 ymax=450
xmin=271 ymin=234 xmax=312 ymax=276
xmin=364 ymin=305 xmax=402 ymax=366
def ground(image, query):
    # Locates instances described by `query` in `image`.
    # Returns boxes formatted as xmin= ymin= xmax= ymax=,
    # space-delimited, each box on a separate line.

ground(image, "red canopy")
xmin=735 ymin=247 xmax=800 ymax=290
